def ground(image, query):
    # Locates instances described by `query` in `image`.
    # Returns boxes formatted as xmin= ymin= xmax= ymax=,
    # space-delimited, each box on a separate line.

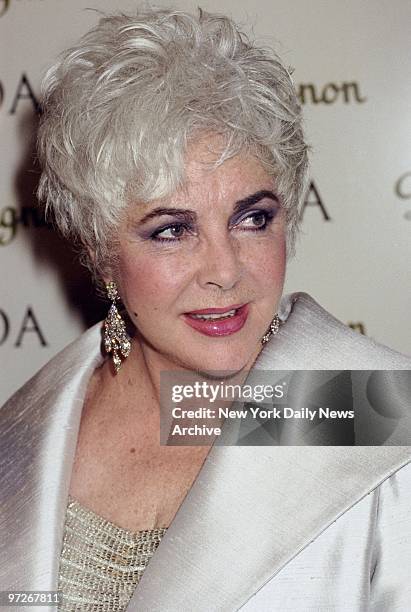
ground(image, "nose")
xmin=196 ymin=234 xmax=243 ymax=291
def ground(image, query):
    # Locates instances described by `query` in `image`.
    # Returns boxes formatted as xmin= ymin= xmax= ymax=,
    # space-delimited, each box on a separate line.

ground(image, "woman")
xmin=1 ymin=7 xmax=410 ymax=611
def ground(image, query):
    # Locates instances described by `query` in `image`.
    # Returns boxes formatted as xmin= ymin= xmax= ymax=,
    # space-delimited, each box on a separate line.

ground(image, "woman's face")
xmin=113 ymin=138 xmax=287 ymax=375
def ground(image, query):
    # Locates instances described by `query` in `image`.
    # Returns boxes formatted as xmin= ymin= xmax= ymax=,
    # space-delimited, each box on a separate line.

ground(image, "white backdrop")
xmin=1 ymin=0 xmax=410 ymax=405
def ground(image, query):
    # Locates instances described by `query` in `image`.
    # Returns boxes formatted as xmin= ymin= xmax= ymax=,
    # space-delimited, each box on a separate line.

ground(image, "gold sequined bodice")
xmin=58 ymin=495 xmax=167 ymax=611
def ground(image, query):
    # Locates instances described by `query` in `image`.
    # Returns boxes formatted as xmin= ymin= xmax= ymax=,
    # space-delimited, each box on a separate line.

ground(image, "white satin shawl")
xmin=1 ymin=292 xmax=411 ymax=611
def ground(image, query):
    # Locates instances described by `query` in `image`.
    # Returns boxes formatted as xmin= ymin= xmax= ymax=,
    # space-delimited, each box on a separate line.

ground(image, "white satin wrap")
xmin=1 ymin=292 xmax=410 ymax=611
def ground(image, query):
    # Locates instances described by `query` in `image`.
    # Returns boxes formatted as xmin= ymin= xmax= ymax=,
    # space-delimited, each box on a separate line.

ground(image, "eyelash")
xmin=150 ymin=210 xmax=277 ymax=243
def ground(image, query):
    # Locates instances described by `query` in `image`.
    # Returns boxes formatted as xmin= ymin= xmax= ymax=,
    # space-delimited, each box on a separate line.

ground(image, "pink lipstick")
xmin=182 ymin=303 xmax=249 ymax=337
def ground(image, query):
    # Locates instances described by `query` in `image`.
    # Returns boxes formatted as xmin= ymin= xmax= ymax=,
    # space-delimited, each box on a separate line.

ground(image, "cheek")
xmin=118 ymin=252 xmax=192 ymax=312
xmin=246 ymin=237 xmax=287 ymax=288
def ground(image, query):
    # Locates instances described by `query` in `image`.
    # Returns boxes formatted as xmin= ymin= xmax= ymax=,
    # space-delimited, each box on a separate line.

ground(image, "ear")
xmin=87 ymin=246 xmax=112 ymax=287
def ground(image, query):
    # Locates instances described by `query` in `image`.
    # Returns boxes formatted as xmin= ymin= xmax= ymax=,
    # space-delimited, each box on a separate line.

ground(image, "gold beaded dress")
xmin=57 ymin=496 xmax=167 ymax=611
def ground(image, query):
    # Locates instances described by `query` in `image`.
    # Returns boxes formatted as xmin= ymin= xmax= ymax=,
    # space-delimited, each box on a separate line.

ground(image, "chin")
xmin=183 ymin=350 xmax=255 ymax=380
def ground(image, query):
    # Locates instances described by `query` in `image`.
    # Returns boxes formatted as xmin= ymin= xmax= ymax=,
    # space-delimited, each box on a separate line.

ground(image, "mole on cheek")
xmin=130 ymin=447 xmax=136 ymax=454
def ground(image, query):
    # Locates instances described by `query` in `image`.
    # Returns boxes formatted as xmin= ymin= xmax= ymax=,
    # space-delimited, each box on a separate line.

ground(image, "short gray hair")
xmin=37 ymin=7 xmax=309 ymax=278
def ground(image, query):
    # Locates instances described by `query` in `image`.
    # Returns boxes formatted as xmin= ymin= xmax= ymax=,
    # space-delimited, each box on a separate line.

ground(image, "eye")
xmin=151 ymin=223 xmax=189 ymax=242
xmin=235 ymin=210 xmax=275 ymax=231
xmin=242 ymin=211 xmax=267 ymax=228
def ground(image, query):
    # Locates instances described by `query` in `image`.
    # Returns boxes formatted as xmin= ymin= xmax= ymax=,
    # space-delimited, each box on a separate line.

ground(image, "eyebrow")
xmin=137 ymin=190 xmax=279 ymax=225
xmin=233 ymin=190 xmax=279 ymax=216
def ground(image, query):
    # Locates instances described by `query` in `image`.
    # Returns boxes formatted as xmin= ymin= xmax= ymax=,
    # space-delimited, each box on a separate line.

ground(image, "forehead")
xmin=139 ymin=139 xmax=274 ymax=213
xmin=184 ymin=144 xmax=273 ymax=193
xmin=186 ymin=132 xmax=271 ymax=175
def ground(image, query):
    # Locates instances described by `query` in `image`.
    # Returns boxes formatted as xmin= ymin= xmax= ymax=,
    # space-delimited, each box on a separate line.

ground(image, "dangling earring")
xmin=261 ymin=314 xmax=281 ymax=346
xmin=103 ymin=281 xmax=131 ymax=373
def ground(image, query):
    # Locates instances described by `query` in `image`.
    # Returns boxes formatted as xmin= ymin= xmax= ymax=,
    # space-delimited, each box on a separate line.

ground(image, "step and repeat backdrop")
xmin=1 ymin=0 xmax=410 ymax=404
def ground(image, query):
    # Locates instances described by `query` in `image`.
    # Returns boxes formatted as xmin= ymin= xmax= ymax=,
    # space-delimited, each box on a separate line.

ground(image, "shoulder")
xmin=369 ymin=459 xmax=411 ymax=607
xmin=240 ymin=453 xmax=411 ymax=611
xmin=258 ymin=292 xmax=411 ymax=370
xmin=378 ymin=456 xmax=411 ymax=503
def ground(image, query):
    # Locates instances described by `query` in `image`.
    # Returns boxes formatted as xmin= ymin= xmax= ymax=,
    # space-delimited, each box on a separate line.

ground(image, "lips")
xmin=182 ymin=303 xmax=249 ymax=337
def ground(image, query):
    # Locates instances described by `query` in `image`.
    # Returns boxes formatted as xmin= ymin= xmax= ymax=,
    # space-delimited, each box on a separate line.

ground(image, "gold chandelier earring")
xmin=261 ymin=314 xmax=281 ymax=346
xmin=103 ymin=281 xmax=132 ymax=373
